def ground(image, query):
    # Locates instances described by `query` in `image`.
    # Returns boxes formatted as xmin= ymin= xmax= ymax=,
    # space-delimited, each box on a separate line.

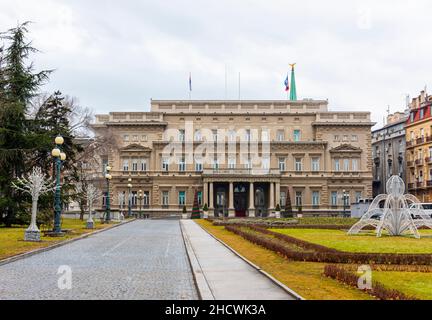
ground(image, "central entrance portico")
xmin=203 ymin=170 xmax=281 ymax=218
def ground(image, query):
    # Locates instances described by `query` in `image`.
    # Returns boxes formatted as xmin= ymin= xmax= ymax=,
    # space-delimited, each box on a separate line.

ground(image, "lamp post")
xmin=105 ymin=165 xmax=112 ymax=223
xmin=342 ymin=189 xmax=349 ymax=217
xmin=127 ymin=178 xmax=132 ymax=218
xmin=138 ymin=190 xmax=143 ymax=219
xmin=51 ymin=135 xmax=66 ymax=234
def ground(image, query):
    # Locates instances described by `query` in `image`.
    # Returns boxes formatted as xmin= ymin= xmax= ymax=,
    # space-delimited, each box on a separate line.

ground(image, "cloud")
xmin=0 ymin=0 xmax=431 ymax=128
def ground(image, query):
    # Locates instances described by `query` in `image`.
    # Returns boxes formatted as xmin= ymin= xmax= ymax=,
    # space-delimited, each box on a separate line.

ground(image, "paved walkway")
xmin=181 ymin=220 xmax=296 ymax=300
xmin=0 ymin=220 xmax=198 ymax=300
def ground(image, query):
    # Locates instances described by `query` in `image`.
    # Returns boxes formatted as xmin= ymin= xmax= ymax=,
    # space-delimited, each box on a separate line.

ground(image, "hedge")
xmin=323 ymin=264 xmax=417 ymax=300
xmin=225 ymin=225 xmax=432 ymax=265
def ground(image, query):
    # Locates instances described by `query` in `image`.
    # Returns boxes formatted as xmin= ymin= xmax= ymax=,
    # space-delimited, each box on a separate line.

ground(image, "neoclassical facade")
xmin=90 ymin=99 xmax=374 ymax=217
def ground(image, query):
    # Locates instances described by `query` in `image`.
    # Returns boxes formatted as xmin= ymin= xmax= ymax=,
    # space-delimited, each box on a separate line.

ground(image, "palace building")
xmin=88 ymin=98 xmax=374 ymax=218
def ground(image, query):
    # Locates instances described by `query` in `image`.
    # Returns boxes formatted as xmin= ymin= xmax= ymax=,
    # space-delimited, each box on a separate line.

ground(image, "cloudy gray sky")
xmin=1 ymin=0 xmax=431 ymax=129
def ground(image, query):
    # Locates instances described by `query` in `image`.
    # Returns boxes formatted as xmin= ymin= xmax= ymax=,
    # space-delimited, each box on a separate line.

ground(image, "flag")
xmin=189 ymin=73 xmax=192 ymax=92
xmin=284 ymin=74 xmax=289 ymax=92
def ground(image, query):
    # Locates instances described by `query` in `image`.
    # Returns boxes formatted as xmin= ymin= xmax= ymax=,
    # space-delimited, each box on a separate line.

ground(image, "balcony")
xmin=407 ymin=160 xmax=414 ymax=167
xmin=416 ymin=137 xmax=425 ymax=145
xmin=406 ymin=140 xmax=413 ymax=147
xmin=417 ymin=181 xmax=425 ymax=188
xmin=202 ymin=168 xmax=281 ymax=176
xmin=427 ymin=180 xmax=432 ymax=188
xmin=415 ymin=159 xmax=424 ymax=166
xmin=408 ymin=183 xmax=415 ymax=190
xmin=426 ymin=157 xmax=432 ymax=164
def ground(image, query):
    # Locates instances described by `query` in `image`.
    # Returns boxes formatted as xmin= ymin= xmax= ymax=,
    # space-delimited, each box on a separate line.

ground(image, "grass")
xmin=373 ymin=271 xmax=432 ymax=300
xmin=196 ymin=219 xmax=373 ymax=300
xmin=272 ymin=228 xmax=432 ymax=254
xmin=0 ymin=218 xmax=119 ymax=261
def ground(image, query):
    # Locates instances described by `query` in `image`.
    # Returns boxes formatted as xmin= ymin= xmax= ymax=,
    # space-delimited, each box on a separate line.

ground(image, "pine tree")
xmin=190 ymin=190 xmax=201 ymax=219
xmin=0 ymin=22 xmax=51 ymax=226
xmin=283 ymin=187 xmax=294 ymax=218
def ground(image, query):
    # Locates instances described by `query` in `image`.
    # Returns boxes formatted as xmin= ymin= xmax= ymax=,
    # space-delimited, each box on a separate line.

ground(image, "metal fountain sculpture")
xmin=348 ymin=175 xmax=432 ymax=238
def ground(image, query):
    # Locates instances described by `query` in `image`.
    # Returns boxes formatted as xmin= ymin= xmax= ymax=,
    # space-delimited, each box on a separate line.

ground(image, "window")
xmin=132 ymin=159 xmax=138 ymax=172
xmin=123 ymin=135 xmax=129 ymax=142
xmin=277 ymin=130 xmax=285 ymax=141
xmin=212 ymin=129 xmax=218 ymax=142
xmin=331 ymin=191 xmax=338 ymax=206
xmin=312 ymin=191 xmax=320 ymax=206
xmin=420 ymin=108 xmax=425 ymax=119
xmin=228 ymin=157 xmax=236 ymax=169
xmin=140 ymin=159 xmax=147 ymax=171
xmin=195 ymin=161 xmax=203 ymax=172
xmin=334 ymin=159 xmax=340 ymax=171
xmin=278 ymin=158 xmax=286 ymax=171
xmin=123 ymin=159 xmax=129 ymax=171
xmin=293 ymin=130 xmax=301 ymax=142
xmin=194 ymin=130 xmax=202 ymax=142
xmin=162 ymin=191 xmax=169 ymax=206
xmin=143 ymin=191 xmax=150 ymax=205
xmin=311 ymin=157 xmax=320 ymax=171
xmin=343 ymin=135 xmax=349 ymax=142
xmin=410 ymin=131 xmax=414 ymax=141
xmin=295 ymin=158 xmax=302 ymax=171
xmin=410 ymin=112 xmax=414 ymax=122
xmin=228 ymin=130 xmax=236 ymax=142
xmin=245 ymin=129 xmax=251 ymax=141
xmin=244 ymin=158 xmax=252 ymax=169
xmin=179 ymin=158 xmax=186 ymax=171
xmin=141 ymin=135 xmax=147 ymax=142
xmin=355 ymin=191 xmax=362 ymax=203
xmin=197 ymin=191 xmax=202 ymax=206
xmin=352 ymin=159 xmax=358 ymax=171
xmin=162 ymin=158 xmax=169 ymax=171
xmin=178 ymin=129 xmax=185 ymax=142
xmin=178 ymin=191 xmax=186 ymax=205
xmin=262 ymin=130 xmax=269 ymax=142
xmin=295 ymin=191 xmax=302 ymax=207
xmin=280 ymin=191 xmax=286 ymax=207
xmin=421 ymin=128 xmax=425 ymax=138
xmin=334 ymin=135 xmax=340 ymax=142
xmin=213 ymin=158 xmax=219 ymax=170
xmin=352 ymin=135 xmax=358 ymax=142
xmin=343 ymin=159 xmax=350 ymax=171
xmin=262 ymin=157 xmax=270 ymax=170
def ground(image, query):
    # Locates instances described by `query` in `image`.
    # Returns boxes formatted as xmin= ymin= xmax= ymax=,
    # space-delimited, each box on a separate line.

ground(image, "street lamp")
xmin=51 ymin=135 xmax=66 ymax=234
xmin=138 ymin=190 xmax=143 ymax=219
xmin=342 ymin=189 xmax=349 ymax=217
xmin=105 ymin=165 xmax=112 ymax=223
xmin=127 ymin=178 xmax=132 ymax=217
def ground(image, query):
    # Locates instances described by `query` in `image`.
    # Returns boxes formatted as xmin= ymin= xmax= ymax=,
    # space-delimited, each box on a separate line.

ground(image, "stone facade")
xmin=89 ymin=99 xmax=374 ymax=217
xmin=406 ymin=91 xmax=432 ymax=202
xmin=372 ymin=111 xmax=408 ymax=197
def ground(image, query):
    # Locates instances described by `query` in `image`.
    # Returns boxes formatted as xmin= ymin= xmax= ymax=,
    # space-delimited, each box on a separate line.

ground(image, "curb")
xmin=0 ymin=219 xmax=137 ymax=267
xmin=195 ymin=220 xmax=305 ymax=301
xmin=180 ymin=220 xmax=215 ymax=300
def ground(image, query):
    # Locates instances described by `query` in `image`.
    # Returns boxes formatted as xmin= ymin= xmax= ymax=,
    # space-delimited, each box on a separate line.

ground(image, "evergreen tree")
xmin=0 ymin=22 xmax=51 ymax=226
xmin=283 ymin=187 xmax=294 ymax=218
xmin=190 ymin=191 xmax=201 ymax=219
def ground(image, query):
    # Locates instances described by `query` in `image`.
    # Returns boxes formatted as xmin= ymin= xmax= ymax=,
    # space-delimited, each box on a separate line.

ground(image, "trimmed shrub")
xmin=323 ymin=264 xmax=417 ymax=300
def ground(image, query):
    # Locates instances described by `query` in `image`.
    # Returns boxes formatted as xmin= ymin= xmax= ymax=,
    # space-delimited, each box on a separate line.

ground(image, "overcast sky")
xmin=1 ymin=0 xmax=431 ymax=129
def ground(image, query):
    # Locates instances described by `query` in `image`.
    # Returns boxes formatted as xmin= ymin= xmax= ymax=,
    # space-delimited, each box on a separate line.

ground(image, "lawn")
xmin=196 ymin=219 xmax=373 ymax=300
xmin=272 ymin=228 xmax=432 ymax=254
xmin=373 ymin=271 xmax=432 ymax=300
xmin=0 ymin=218 xmax=118 ymax=261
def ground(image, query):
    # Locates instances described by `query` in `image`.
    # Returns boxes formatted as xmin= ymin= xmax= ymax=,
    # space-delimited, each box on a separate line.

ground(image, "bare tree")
xmin=12 ymin=167 xmax=55 ymax=241
xmin=86 ymin=184 xmax=102 ymax=228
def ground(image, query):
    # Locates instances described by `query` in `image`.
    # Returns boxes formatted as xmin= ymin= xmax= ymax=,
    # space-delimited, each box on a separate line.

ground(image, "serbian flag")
xmin=189 ymin=72 xmax=192 ymax=92
xmin=284 ymin=74 xmax=289 ymax=92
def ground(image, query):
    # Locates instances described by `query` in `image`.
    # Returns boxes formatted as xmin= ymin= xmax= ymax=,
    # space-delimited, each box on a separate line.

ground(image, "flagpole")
xmin=238 ymin=72 xmax=241 ymax=100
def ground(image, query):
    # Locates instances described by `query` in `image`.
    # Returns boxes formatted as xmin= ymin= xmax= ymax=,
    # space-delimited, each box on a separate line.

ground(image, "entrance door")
xmin=255 ymin=187 xmax=267 ymax=217
xmin=215 ymin=188 xmax=227 ymax=217
xmin=234 ymin=184 xmax=247 ymax=217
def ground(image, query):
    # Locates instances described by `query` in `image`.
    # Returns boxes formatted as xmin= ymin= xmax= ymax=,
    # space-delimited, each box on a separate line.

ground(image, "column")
xmin=203 ymin=182 xmax=208 ymax=207
xmin=275 ymin=182 xmax=280 ymax=208
xmin=209 ymin=182 xmax=214 ymax=217
xmin=269 ymin=182 xmax=275 ymax=211
xmin=248 ymin=182 xmax=255 ymax=217
xmin=228 ymin=182 xmax=235 ymax=217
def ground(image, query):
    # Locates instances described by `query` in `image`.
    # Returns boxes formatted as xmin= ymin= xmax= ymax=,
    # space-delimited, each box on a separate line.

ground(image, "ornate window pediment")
xmin=329 ymin=144 xmax=362 ymax=154
xmin=120 ymin=144 xmax=152 ymax=154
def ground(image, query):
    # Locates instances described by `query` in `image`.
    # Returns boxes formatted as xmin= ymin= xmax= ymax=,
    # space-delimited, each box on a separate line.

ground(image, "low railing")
xmin=417 ymin=181 xmax=424 ymax=188
xmin=427 ymin=180 xmax=432 ymax=187
xmin=415 ymin=159 xmax=423 ymax=166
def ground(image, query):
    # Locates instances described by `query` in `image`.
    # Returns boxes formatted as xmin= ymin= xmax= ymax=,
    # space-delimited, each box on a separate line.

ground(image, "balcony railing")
xmin=416 ymin=137 xmax=425 ymax=144
xmin=415 ymin=159 xmax=424 ymax=166
xmin=427 ymin=180 xmax=432 ymax=187
xmin=426 ymin=157 xmax=432 ymax=164
xmin=202 ymin=168 xmax=281 ymax=176
xmin=408 ymin=183 xmax=415 ymax=189
xmin=417 ymin=181 xmax=424 ymax=188
xmin=407 ymin=160 xmax=414 ymax=167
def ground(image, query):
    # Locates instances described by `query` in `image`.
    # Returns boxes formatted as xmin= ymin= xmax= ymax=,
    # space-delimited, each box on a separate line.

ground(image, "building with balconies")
xmin=89 ymin=99 xmax=374 ymax=218
xmin=371 ymin=111 xmax=408 ymax=197
xmin=406 ymin=90 xmax=432 ymax=201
